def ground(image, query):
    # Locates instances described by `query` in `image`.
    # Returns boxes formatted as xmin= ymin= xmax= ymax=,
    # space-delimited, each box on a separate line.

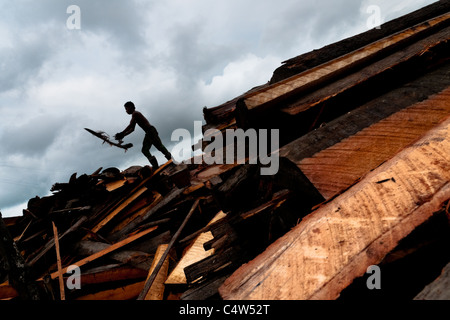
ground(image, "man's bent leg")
xmin=149 ymin=127 xmax=172 ymax=161
xmin=142 ymin=134 xmax=159 ymax=169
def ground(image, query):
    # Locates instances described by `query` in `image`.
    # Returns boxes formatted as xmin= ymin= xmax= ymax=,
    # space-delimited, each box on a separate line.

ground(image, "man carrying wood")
xmin=115 ymin=101 xmax=172 ymax=169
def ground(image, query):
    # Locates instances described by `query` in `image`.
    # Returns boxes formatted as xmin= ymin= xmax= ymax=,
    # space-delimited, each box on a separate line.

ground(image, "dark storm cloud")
xmin=1 ymin=115 xmax=67 ymax=157
xmin=1 ymin=0 xmax=150 ymax=47
xmin=0 ymin=27 xmax=55 ymax=94
xmin=259 ymin=0 xmax=363 ymax=59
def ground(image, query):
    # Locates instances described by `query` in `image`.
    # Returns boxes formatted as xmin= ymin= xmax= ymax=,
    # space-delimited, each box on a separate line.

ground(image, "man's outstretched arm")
xmin=115 ymin=117 xmax=136 ymax=140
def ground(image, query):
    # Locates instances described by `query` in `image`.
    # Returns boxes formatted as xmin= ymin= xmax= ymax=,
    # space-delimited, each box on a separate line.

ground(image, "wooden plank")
xmin=76 ymin=281 xmax=145 ymax=300
xmin=219 ymin=116 xmax=450 ymax=300
xmin=242 ymin=12 xmax=450 ymax=112
xmin=75 ymin=240 xmax=153 ymax=270
xmin=143 ymin=244 xmax=169 ymax=300
xmin=90 ymin=186 xmax=148 ymax=234
xmin=277 ymin=62 xmax=450 ymax=164
xmin=105 ymin=178 xmax=127 ymax=192
xmin=107 ymin=192 xmax=163 ymax=235
xmin=48 ymin=226 xmax=157 ymax=280
xmin=297 ymin=87 xmax=450 ymax=199
xmin=85 ymin=162 xmax=170 ymax=236
xmin=137 ymin=199 xmax=200 ymax=300
xmin=280 ymin=27 xmax=450 ymax=118
xmin=0 ymin=283 xmax=18 ymax=300
xmin=113 ymin=187 xmax=186 ymax=240
xmin=52 ymin=222 xmax=65 ymax=300
xmin=270 ymin=1 xmax=450 ymax=83
xmin=182 ymin=182 xmax=205 ymax=195
xmin=78 ymin=265 xmax=147 ymax=285
xmin=165 ymin=211 xmax=226 ymax=285
xmin=241 ymin=190 xmax=290 ymax=220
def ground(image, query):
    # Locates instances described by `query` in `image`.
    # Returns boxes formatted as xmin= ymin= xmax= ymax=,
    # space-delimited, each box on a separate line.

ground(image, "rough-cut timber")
xmin=276 ymin=61 xmax=450 ymax=164
xmin=289 ymin=87 xmax=450 ymax=199
xmin=235 ymin=13 xmax=450 ymax=132
xmin=219 ymin=116 xmax=450 ymax=300
xmin=270 ymin=1 xmax=450 ymax=83
xmin=243 ymin=13 xmax=450 ymax=112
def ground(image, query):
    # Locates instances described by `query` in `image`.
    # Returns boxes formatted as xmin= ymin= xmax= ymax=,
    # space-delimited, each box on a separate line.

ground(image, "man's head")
xmin=124 ymin=101 xmax=135 ymax=114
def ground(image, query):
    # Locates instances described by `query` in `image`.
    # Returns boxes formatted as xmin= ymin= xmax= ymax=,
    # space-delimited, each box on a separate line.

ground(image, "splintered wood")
xmin=219 ymin=116 xmax=450 ymax=300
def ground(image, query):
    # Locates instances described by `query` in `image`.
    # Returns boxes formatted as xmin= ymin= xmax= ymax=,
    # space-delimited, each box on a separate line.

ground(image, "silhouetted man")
xmin=115 ymin=101 xmax=172 ymax=169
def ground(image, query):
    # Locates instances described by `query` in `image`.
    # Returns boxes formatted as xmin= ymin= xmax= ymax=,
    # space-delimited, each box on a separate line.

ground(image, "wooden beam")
xmin=165 ymin=211 xmax=226 ymax=285
xmin=85 ymin=162 xmax=172 ymax=237
xmin=90 ymin=186 xmax=148 ymax=234
xmin=277 ymin=62 xmax=450 ymax=164
xmin=280 ymin=27 xmax=450 ymax=118
xmin=76 ymin=281 xmax=145 ymax=300
xmin=75 ymin=240 xmax=153 ymax=270
xmin=77 ymin=265 xmax=148 ymax=285
xmin=241 ymin=12 xmax=450 ymax=113
xmin=52 ymin=222 xmax=65 ymax=300
xmin=107 ymin=192 xmax=163 ymax=235
xmin=143 ymin=244 xmax=169 ymax=300
xmin=219 ymin=116 xmax=450 ymax=300
xmin=281 ymin=86 xmax=450 ymax=200
xmin=113 ymin=187 xmax=186 ymax=240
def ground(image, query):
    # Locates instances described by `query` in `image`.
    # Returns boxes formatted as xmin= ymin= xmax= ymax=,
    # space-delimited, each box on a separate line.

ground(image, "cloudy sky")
xmin=0 ymin=0 xmax=437 ymax=217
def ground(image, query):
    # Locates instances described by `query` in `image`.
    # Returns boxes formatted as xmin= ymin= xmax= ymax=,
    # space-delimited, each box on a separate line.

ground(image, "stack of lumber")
xmin=1 ymin=1 xmax=449 ymax=301
xmin=0 ymin=157 xmax=324 ymax=300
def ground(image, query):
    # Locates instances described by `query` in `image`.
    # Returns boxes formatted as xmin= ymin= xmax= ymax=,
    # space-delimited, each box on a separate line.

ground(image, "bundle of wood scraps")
xmin=0 ymin=157 xmax=322 ymax=300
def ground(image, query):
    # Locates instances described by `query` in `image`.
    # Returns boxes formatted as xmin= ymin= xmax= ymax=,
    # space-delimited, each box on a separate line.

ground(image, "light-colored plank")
xmin=105 ymin=178 xmax=127 ymax=192
xmin=52 ymin=222 xmax=65 ymax=300
xmin=144 ymin=244 xmax=169 ymax=300
xmin=165 ymin=211 xmax=226 ymax=284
